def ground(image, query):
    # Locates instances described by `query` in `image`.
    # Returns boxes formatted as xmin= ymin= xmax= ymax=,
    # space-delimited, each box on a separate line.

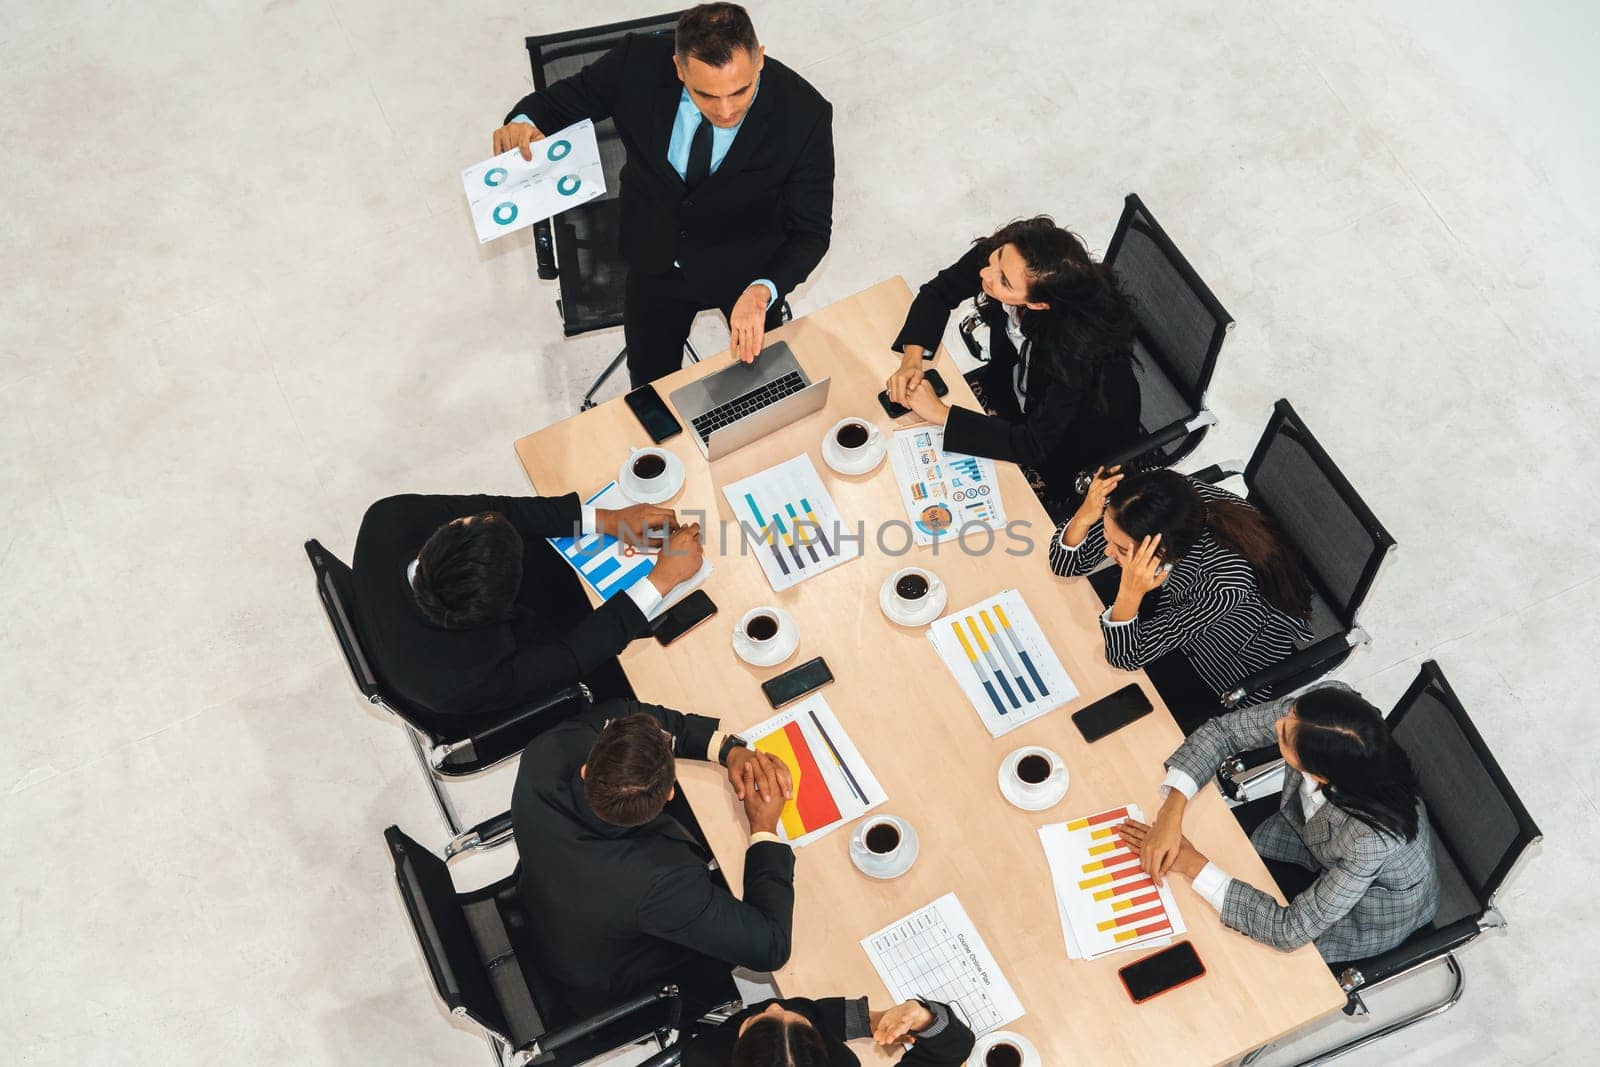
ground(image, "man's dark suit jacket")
xmin=893 ymin=243 xmax=1141 ymax=500
xmin=506 ymin=33 xmax=833 ymax=305
xmin=511 ymin=698 xmax=796 ymax=1017
xmin=682 ymin=997 xmax=975 ymax=1067
xmin=351 ymin=494 xmax=646 ymax=732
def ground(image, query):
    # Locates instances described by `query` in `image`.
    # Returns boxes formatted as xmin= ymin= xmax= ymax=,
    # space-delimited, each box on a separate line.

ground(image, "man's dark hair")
xmin=732 ymin=1014 xmax=829 ymax=1067
xmin=584 ymin=713 xmax=677 ymax=827
xmin=412 ymin=513 xmax=524 ymax=629
xmin=675 ymin=3 xmax=759 ymax=68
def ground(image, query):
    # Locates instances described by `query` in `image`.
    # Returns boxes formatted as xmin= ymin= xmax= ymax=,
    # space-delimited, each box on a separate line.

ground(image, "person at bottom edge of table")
xmin=1048 ymin=466 xmax=1314 ymax=730
xmin=352 ymin=493 xmax=703 ymax=728
xmin=492 ymin=3 xmax=834 ymax=385
xmin=884 ymin=215 xmax=1141 ymax=519
xmin=1118 ymin=682 xmax=1441 ymax=962
xmin=511 ymin=696 xmax=796 ymax=1021
xmin=681 ymin=995 xmax=975 ymax=1066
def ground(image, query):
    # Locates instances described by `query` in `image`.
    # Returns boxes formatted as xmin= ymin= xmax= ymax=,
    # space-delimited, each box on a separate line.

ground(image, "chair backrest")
xmin=1387 ymin=662 xmax=1541 ymax=918
xmin=304 ymin=539 xmax=383 ymax=702
xmin=1104 ymin=193 xmax=1233 ymax=433
xmin=1241 ymin=399 xmax=1395 ymax=632
xmin=385 ymin=825 xmax=513 ymax=1040
xmin=526 ymin=12 xmax=683 ymax=336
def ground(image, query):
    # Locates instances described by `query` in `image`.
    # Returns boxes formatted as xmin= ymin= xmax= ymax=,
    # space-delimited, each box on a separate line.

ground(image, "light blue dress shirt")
xmin=513 ymin=81 xmax=776 ymax=306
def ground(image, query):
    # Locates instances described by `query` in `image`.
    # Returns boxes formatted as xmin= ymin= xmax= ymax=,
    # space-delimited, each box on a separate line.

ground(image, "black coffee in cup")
xmin=632 ymin=453 xmax=667 ymax=479
xmin=745 ymin=613 xmax=779 ymax=641
xmin=865 ymin=822 xmax=901 ymax=854
xmin=1017 ymin=754 xmax=1051 ymax=785
xmin=985 ymin=1044 xmax=1022 ymax=1067
xmin=835 ymin=422 xmax=870 ymax=449
xmin=894 ymin=572 xmax=930 ymax=600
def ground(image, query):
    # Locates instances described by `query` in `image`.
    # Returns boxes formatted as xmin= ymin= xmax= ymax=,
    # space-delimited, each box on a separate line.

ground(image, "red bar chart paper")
xmin=1038 ymin=803 xmax=1188 ymax=960
xmin=742 ymin=696 xmax=886 ymax=847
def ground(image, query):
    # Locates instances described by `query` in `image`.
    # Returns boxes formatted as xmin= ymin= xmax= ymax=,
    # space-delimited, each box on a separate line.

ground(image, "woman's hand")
xmin=1064 ymin=466 xmax=1123 ymax=547
xmin=1118 ymin=819 xmax=1208 ymax=881
xmin=1129 ymin=794 xmax=1186 ymax=885
xmin=871 ymin=1000 xmax=935 ymax=1045
xmin=904 ymin=379 xmax=950 ymax=425
xmin=1110 ymin=534 xmax=1169 ymax=620
xmin=886 ymin=349 xmax=926 ymax=405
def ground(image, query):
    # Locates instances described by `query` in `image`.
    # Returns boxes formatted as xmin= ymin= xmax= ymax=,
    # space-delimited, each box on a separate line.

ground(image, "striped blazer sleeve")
xmin=1100 ymin=579 xmax=1247 ymax=670
xmin=1047 ymin=519 xmax=1107 ymax=576
xmin=1220 ymin=821 xmax=1396 ymax=951
xmin=1163 ymin=691 xmax=1297 ymax=784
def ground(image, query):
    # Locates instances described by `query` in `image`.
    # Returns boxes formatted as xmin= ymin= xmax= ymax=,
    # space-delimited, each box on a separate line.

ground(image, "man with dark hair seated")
xmin=684 ymin=996 xmax=974 ymax=1066
xmin=351 ymin=493 xmax=702 ymax=725
xmin=510 ymin=696 xmax=795 ymax=1019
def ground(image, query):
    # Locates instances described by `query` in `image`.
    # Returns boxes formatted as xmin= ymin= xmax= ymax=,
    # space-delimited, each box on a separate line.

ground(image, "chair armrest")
xmin=1217 ymin=748 xmax=1287 ymax=801
xmin=1218 ymin=632 xmax=1363 ymax=710
xmin=1074 ymin=410 xmax=1218 ymax=493
xmin=444 ymin=809 xmax=516 ymax=859
xmin=1188 ymin=460 xmax=1246 ymax=486
xmin=533 ymin=219 xmax=558 ymax=280
xmin=463 ymin=684 xmax=591 ymax=755
xmin=523 ymin=985 xmax=681 ymax=1057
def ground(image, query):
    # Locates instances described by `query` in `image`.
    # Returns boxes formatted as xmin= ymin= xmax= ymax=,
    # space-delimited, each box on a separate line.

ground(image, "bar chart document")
xmin=926 ymin=588 xmax=1078 ymax=737
xmin=545 ymin=481 xmax=710 ymax=620
xmin=740 ymin=695 xmax=885 ymax=847
xmin=722 ymin=454 xmax=859 ymax=591
xmin=461 ymin=119 xmax=606 ymax=244
xmin=860 ymin=893 xmax=1024 ymax=1035
xmin=887 ymin=427 xmax=1008 ymax=546
xmin=1039 ymin=804 xmax=1188 ymax=960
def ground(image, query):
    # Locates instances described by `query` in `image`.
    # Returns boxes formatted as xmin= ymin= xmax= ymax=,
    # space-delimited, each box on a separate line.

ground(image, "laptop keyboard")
xmin=689 ymin=370 xmax=807 ymax=443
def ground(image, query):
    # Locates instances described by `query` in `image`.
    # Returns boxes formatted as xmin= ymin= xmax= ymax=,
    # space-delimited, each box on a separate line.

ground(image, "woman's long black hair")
xmin=973 ymin=216 xmax=1137 ymax=410
xmin=1290 ymin=687 xmax=1423 ymax=841
xmin=732 ymin=1015 xmax=829 ymax=1067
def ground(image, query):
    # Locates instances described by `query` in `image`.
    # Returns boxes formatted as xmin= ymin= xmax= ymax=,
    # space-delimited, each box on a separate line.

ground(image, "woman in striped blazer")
xmin=1048 ymin=467 xmax=1313 ymax=727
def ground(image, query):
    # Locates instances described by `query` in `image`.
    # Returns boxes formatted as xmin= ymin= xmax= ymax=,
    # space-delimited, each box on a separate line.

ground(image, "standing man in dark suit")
xmin=492 ymin=3 xmax=834 ymax=384
xmin=511 ymin=697 xmax=796 ymax=1019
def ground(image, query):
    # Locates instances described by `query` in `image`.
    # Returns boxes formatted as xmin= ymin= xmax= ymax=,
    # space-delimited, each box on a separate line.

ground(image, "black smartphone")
xmin=1119 ymin=941 xmax=1206 ymax=1004
xmin=1072 ymin=683 xmax=1155 ymax=742
xmin=761 ymin=656 xmax=834 ymax=709
xmin=651 ymin=590 xmax=716 ymax=646
xmin=878 ymin=367 xmax=949 ymax=418
xmin=624 ymin=384 xmax=682 ymax=443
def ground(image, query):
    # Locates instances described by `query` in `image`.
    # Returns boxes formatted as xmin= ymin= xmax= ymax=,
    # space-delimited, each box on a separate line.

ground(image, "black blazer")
xmin=350 ymin=494 xmax=648 ymax=732
xmin=894 ymin=243 xmax=1141 ymax=498
xmin=512 ymin=698 xmax=796 ymax=1017
xmin=682 ymin=997 xmax=975 ymax=1067
xmin=508 ymin=34 xmax=834 ymax=304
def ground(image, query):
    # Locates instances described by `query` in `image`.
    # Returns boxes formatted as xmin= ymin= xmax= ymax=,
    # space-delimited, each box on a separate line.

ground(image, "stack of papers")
xmin=544 ymin=481 xmax=709 ymax=620
xmin=460 ymin=119 xmax=606 ymax=243
xmin=926 ymin=589 xmax=1078 ymax=737
xmin=887 ymin=426 xmax=1008 ymax=545
xmin=740 ymin=695 xmax=885 ymax=847
xmin=860 ymin=893 xmax=1024 ymax=1035
xmin=1039 ymin=804 xmax=1188 ymax=960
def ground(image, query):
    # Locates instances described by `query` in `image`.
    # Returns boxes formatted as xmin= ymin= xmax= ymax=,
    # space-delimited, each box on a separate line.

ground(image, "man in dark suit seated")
xmin=511 ymin=697 xmax=794 ymax=1020
xmin=351 ymin=493 xmax=702 ymax=728
xmin=492 ymin=2 xmax=834 ymax=384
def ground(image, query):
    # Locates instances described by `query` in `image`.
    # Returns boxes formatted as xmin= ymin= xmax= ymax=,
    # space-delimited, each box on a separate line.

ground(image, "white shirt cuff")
xmin=1100 ymin=605 xmax=1136 ymax=629
xmin=580 ymin=504 xmax=598 ymax=536
xmin=749 ymin=830 xmax=789 ymax=847
xmin=1192 ymin=862 xmax=1233 ymax=912
xmin=1056 ymin=526 xmax=1084 ymax=552
xmin=705 ymin=730 xmax=728 ymax=763
xmin=623 ymin=576 xmax=664 ymax=618
xmin=1159 ymin=767 xmax=1201 ymax=800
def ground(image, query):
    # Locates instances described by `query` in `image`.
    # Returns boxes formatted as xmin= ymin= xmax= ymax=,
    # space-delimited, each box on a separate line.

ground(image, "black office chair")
xmin=304 ymin=539 xmax=590 ymax=835
xmin=387 ymin=822 xmax=729 ymax=1066
xmin=1074 ymin=193 xmax=1234 ymax=492
xmin=1236 ymin=661 xmax=1541 ymax=1066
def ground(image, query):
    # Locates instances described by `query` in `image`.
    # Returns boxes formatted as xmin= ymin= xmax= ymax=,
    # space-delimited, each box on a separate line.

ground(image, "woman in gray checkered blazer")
xmin=1119 ymin=683 xmax=1439 ymax=962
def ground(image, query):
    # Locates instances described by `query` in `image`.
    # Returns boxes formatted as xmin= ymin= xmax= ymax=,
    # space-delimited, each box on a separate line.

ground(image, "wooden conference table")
xmin=514 ymin=278 xmax=1344 ymax=1065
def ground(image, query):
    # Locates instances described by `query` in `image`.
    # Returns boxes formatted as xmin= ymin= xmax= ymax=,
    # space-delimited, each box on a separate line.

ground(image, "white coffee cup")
xmin=849 ymin=814 xmax=918 ymax=879
xmin=888 ymin=566 xmax=941 ymax=614
xmin=735 ymin=606 xmax=785 ymax=647
xmin=829 ymin=417 xmax=881 ymax=454
xmin=1008 ymin=746 xmax=1068 ymax=803
xmin=627 ymin=447 xmax=672 ymax=490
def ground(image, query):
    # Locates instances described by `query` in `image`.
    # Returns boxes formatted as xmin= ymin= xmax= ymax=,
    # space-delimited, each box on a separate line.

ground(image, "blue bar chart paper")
xmin=887 ymin=427 xmax=1008 ymax=545
xmin=545 ymin=481 xmax=710 ymax=619
xmin=722 ymin=454 xmax=859 ymax=591
xmin=927 ymin=588 xmax=1078 ymax=737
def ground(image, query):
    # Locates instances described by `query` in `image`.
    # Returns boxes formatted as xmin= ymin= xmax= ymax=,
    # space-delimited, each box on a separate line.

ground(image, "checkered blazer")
xmin=1166 ymin=685 xmax=1440 ymax=962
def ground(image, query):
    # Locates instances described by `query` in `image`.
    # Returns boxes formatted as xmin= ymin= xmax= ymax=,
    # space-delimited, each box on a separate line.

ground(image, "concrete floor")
xmin=3 ymin=1 xmax=1595 ymax=1063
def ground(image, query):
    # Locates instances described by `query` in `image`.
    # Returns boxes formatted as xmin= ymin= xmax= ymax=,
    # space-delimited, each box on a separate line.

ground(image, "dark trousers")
xmin=623 ymin=268 xmax=785 ymax=386
xmin=1087 ymin=567 xmax=1224 ymax=734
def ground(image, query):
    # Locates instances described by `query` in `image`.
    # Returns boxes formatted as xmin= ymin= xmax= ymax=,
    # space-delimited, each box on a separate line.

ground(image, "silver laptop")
xmin=669 ymin=341 xmax=831 ymax=460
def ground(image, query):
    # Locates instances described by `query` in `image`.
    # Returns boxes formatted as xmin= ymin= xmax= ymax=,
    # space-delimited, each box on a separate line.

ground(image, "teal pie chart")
xmin=483 ymin=167 xmax=508 ymax=187
xmin=556 ymin=174 xmax=582 ymax=196
xmin=546 ymin=139 xmax=571 ymax=161
xmin=493 ymin=202 xmax=518 ymax=225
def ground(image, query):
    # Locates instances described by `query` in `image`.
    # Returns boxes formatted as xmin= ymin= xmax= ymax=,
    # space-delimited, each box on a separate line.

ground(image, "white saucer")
xmin=849 ymin=818 xmax=920 ymax=880
xmin=971 ymin=1031 xmax=1041 ymax=1067
xmin=822 ymin=437 xmax=888 ymax=476
xmin=618 ymin=450 xmax=685 ymax=505
xmin=732 ymin=608 xmax=799 ymax=668
xmin=878 ymin=576 xmax=947 ymax=627
xmin=998 ymin=749 xmax=1070 ymax=812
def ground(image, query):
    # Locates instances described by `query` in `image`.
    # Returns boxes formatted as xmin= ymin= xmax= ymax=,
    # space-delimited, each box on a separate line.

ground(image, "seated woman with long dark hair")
xmin=682 ymin=996 xmax=973 ymax=1067
xmin=1049 ymin=467 xmax=1313 ymax=729
xmin=1118 ymin=683 xmax=1440 ymax=962
xmin=885 ymin=216 xmax=1140 ymax=517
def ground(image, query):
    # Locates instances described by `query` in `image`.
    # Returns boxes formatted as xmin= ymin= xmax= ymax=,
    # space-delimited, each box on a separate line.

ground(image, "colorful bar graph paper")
xmin=1041 ymin=803 xmax=1188 ymax=960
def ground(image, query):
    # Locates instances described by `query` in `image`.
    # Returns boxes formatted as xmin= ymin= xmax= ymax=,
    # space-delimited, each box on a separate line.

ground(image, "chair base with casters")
xmin=1222 ymin=661 xmax=1540 ymax=1066
xmin=388 ymin=819 xmax=741 ymax=1067
xmin=304 ymin=538 xmax=596 ymax=836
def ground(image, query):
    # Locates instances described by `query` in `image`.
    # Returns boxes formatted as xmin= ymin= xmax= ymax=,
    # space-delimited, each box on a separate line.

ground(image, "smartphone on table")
xmin=624 ymin=384 xmax=682 ymax=443
xmin=651 ymin=591 xmax=716 ymax=646
xmin=878 ymin=367 xmax=949 ymax=418
xmin=1119 ymin=941 xmax=1206 ymax=1003
xmin=761 ymin=656 xmax=835 ymax=709
xmin=1072 ymin=683 xmax=1154 ymax=742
